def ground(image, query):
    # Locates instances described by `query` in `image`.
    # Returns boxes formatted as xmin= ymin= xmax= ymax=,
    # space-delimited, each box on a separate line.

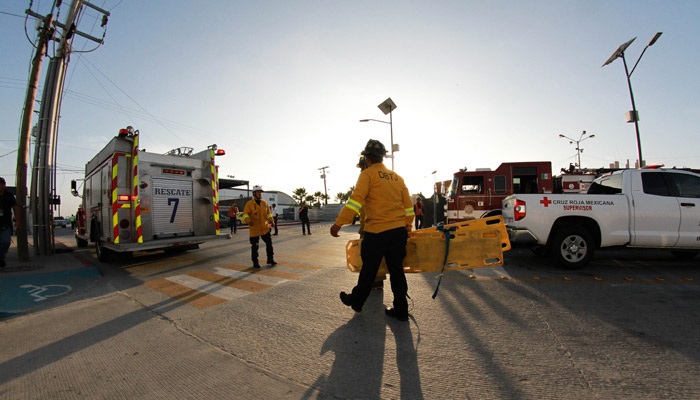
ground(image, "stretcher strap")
xmin=432 ymin=225 xmax=456 ymax=299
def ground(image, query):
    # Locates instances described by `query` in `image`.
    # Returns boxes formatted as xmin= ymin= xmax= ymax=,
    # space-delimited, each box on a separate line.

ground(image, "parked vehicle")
xmin=72 ymin=127 xmax=229 ymax=261
xmin=445 ymin=161 xmax=555 ymax=223
xmin=53 ymin=216 xmax=68 ymax=228
xmin=502 ymin=168 xmax=700 ymax=269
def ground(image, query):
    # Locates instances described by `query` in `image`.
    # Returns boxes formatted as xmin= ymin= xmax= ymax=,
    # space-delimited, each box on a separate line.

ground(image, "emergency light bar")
xmin=215 ymin=149 xmax=226 ymax=156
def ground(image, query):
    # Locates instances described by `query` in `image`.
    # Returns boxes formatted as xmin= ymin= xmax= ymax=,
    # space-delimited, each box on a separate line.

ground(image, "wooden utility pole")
xmin=15 ymin=12 xmax=54 ymax=261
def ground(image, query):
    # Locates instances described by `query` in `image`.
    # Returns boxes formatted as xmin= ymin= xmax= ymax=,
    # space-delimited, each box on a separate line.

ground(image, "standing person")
xmin=0 ymin=177 xmax=18 ymax=269
xmin=242 ymin=186 xmax=276 ymax=268
xmin=299 ymin=201 xmax=311 ymax=235
xmin=69 ymin=214 xmax=76 ymax=230
xmin=271 ymin=204 xmax=279 ymax=235
xmin=330 ymin=140 xmax=415 ymax=321
xmin=414 ymin=197 xmax=424 ymax=230
xmin=228 ymin=203 xmax=239 ymax=234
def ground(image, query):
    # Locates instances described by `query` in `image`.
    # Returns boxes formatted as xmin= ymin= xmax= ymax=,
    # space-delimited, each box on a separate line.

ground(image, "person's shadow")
xmin=302 ymin=292 xmax=424 ymax=399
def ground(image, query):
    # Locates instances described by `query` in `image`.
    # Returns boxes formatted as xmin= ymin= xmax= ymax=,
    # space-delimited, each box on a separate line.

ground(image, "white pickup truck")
xmin=502 ymin=168 xmax=700 ymax=268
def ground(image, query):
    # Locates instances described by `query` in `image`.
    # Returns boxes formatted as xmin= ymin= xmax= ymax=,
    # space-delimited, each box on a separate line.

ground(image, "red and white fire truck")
xmin=445 ymin=161 xmax=555 ymax=223
xmin=72 ymin=127 xmax=229 ymax=261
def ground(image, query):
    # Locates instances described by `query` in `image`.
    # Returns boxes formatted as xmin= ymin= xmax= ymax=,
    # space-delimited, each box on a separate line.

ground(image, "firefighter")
xmin=330 ymin=139 xmax=415 ymax=321
xmin=414 ymin=197 xmax=424 ymax=230
xmin=242 ymin=185 xmax=276 ymax=268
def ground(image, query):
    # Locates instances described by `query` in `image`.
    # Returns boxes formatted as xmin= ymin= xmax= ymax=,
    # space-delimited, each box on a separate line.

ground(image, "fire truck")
xmin=72 ymin=127 xmax=229 ymax=261
xmin=445 ymin=161 xmax=554 ymax=223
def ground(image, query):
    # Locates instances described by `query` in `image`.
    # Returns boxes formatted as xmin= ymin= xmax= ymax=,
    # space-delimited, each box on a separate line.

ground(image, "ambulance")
xmin=72 ymin=127 xmax=229 ymax=261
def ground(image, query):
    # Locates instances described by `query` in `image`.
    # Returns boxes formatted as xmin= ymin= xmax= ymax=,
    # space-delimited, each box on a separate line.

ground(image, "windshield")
xmin=587 ymin=172 xmax=623 ymax=194
xmin=448 ymin=177 xmax=458 ymax=197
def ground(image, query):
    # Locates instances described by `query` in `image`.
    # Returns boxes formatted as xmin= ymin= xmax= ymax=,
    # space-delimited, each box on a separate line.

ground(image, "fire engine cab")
xmin=446 ymin=161 xmax=554 ymax=223
xmin=72 ymin=127 xmax=229 ymax=261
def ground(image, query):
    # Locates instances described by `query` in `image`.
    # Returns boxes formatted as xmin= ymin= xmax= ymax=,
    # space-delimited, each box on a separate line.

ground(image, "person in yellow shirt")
xmin=242 ymin=185 xmax=276 ymax=268
xmin=330 ymin=140 xmax=415 ymax=321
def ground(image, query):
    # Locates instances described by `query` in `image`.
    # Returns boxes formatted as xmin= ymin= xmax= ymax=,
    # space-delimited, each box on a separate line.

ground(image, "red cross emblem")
xmin=540 ymin=196 xmax=552 ymax=207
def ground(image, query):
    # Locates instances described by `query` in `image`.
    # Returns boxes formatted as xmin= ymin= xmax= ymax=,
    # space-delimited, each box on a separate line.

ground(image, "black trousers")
xmin=415 ymin=215 xmax=423 ymax=230
xmin=301 ymin=217 xmax=310 ymax=234
xmin=250 ymin=232 xmax=274 ymax=263
xmin=230 ymin=218 xmax=237 ymax=233
xmin=351 ymin=227 xmax=409 ymax=312
xmin=273 ymin=216 xmax=278 ymax=234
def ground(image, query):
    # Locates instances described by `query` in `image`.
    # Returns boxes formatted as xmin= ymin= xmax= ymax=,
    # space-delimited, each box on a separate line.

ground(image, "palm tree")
xmin=292 ymin=188 xmax=308 ymax=205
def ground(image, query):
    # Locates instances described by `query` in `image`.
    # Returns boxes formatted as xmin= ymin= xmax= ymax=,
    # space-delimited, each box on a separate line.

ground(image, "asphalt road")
xmin=1 ymin=225 xmax=699 ymax=399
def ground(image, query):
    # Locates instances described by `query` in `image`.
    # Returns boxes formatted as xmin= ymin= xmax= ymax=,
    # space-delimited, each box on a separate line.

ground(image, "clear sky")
xmin=2 ymin=1 xmax=699 ymax=216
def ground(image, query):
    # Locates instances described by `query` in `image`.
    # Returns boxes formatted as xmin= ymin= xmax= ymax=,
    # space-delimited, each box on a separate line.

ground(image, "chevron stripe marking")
xmin=187 ymin=270 xmax=271 ymax=292
xmin=275 ymin=260 xmax=324 ymax=270
xmin=220 ymin=264 xmax=302 ymax=280
xmin=144 ymin=279 xmax=227 ymax=309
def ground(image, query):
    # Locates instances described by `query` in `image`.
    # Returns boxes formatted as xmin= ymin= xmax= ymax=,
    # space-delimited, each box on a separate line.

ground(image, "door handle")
xmin=681 ymin=202 xmax=695 ymax=207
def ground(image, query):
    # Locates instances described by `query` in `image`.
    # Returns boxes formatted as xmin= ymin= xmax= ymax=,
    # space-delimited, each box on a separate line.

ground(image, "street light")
xmin=360 ymin=97 xmax=397 ymax=169
xmin=602 ymin=32 xmax=663 ymax=168
xmin=559 ymin=130 xmax=595 ymax=169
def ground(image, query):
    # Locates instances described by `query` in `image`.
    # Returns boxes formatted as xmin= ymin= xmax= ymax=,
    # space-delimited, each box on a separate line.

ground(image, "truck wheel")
xmin=95 ymin=238 xmax=114 ymax=262
xmin=670 ymin=251 xmax=699 ymax=261
xmin=551 ymin=226 xmax=594 ymax=269
xmin=76 ymin=236 xmax=88 ymax=248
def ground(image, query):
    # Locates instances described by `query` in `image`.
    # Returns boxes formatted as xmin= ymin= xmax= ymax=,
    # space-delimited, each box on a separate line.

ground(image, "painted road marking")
xmin=144 ymin=250 xmax=335 ymax=309
xmin=144 ymin=279 xmax=227 ymax=309
xmin=21 ymin=284 xmax=72 ymax=302
xmin=167 ymin=274 xmax=253 ymax=300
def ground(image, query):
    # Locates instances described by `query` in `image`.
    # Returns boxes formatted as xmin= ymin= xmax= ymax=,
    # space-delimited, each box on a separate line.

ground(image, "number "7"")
xmin=168 ymin=198 xmax=179 ymax=223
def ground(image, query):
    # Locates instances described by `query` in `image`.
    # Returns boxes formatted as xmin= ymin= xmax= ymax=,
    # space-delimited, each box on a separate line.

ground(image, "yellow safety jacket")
xmin=242 ymin=199 xmax=273 ymax=237
xmin=335 ymin=162 xmax=414 ymax=234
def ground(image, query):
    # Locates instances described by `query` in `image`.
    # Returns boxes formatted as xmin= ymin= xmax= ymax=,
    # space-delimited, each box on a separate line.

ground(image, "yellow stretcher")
xmin=345 ymin=216 xmax=511 ymax=274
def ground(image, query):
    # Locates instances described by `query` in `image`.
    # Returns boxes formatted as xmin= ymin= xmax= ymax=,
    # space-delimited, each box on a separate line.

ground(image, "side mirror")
xmin=71 ymin=180 xmax=80 ymax=197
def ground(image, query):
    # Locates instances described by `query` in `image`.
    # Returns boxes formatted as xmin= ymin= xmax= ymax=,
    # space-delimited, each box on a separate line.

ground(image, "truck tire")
xmin=95 ymin=238 xmax=115 ymax=262
xmin=670 ymin=250 xmax=699 ymax=261
xmin=550 ymin=226 xmax=595 ymax=269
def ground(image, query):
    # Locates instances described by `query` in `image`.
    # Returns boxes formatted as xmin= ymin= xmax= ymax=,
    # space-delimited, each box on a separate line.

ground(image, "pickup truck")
xmin=502 ymin=168 xmax=700 ymax=268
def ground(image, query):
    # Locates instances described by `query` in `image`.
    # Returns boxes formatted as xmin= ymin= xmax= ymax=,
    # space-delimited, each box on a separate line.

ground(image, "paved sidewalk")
xmin=0 ymin=234 xmax=100 ymax=319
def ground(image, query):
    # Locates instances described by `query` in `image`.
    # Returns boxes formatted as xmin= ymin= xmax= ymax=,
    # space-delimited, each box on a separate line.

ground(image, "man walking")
xmin=242 ymin=186 xmax=276 ymax=268
xmin=330 ymin=140 xmax=415 ymax=321
xmin=299 ymin=202 xmax=311 ymax=235
xmin=271 ymin=204 xmax=279 ymax=235
xmin=228 ymin=203 xmax=239 ymax=234
xmin=0 ymin=177 xmax=18 ymax=269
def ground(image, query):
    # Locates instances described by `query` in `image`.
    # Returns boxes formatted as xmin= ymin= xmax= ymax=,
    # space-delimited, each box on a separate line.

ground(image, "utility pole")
xmin=28 ymin=0 xmax=110 ymax=256
xmin=15 ymin=12 xmax=54 ymax=261
xmin=319 ymin=166 xmax=329 ymax=205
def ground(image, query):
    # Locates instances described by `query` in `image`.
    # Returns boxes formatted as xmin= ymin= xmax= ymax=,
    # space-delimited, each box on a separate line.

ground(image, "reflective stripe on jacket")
xmin=335 ymin=162 xmax=414 ymax=233
xmin=243 ymin=199 xmax=273 ymax=237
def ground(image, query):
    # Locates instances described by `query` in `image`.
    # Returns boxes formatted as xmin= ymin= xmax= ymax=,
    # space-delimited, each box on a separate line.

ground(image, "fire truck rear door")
xmin=152 ymin=177 xmax=194 ymax=237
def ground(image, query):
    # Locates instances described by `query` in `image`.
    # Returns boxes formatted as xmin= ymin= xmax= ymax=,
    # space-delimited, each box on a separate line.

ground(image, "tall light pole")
xmin=319 ymin=166 xmax=329 ymax=205
xmin=559 ymin=131 xmax=595 ymax=168
xmin=360 ymin=97 xmax=397 ymax=170
xmin=602 ymin=32 xmax=663 ymax=168
xmin=431 ymin=170 xmax=437 ymax=226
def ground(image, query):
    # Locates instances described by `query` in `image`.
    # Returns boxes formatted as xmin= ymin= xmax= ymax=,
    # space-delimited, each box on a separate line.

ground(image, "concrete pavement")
xmin=0 ymin=229 xmax=100 ymax=318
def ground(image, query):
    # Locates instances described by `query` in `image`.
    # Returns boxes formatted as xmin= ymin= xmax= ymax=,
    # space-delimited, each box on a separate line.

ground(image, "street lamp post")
xmin=360 ymin=97 xmax=397 ymax=169
xmin=559 ymin=131 xmax=595 ymax=168
xmin=602 ymin=32 xmax=663 ymax=168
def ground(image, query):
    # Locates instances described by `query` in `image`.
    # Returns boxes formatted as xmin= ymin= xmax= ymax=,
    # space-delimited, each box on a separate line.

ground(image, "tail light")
xmin=514 ymin=199 xmax=526 ymax=221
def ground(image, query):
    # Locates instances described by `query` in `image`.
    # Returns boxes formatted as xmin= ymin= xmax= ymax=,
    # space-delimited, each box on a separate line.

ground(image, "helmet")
xmin=361 ymin=139 xmax=387 ymax=158
xmin=252 ymin=185 xmax=263 ymax=192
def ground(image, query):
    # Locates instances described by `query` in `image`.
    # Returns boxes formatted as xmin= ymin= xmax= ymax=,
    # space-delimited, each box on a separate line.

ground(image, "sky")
xmin=2 ymin=0 xmax=699 ymax=217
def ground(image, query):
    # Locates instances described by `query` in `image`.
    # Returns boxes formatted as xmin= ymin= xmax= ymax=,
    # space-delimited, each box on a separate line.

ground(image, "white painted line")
xmin=214 ymin=267 xmax=290 ymax=286
xmin=166 ymin=275 xmax=250 ymax=300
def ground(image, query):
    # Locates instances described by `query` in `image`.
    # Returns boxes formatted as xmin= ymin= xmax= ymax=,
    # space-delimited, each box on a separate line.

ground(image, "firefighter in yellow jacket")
xmin=330 ymin=139 xmax=415 ymax=321
xmin=242 ymin=185 xmax=277 ymax=268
